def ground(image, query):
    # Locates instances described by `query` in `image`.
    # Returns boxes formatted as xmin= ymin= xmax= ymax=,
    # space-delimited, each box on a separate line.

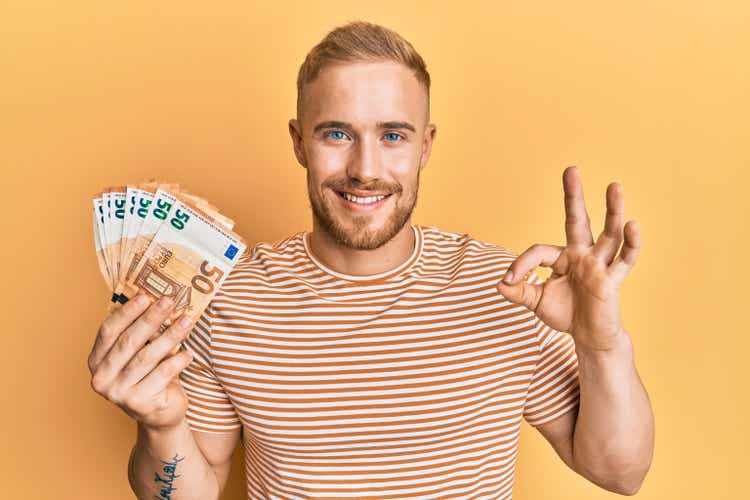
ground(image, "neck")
xmin=308 ymin=222 xmax=416 ymax=277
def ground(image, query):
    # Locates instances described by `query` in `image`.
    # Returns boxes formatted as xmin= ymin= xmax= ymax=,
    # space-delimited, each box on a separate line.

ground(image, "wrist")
xmin=575 ymin=326 xmax=632 ymax=355
xmin=575 ymin=329 xmax=634 ymax=382
xmin=138 ymin=416 xmax=189 ymax=441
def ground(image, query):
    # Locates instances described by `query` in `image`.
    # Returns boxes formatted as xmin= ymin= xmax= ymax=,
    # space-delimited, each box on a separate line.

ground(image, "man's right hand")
xmin=88 ymin=294 xmax=196 ymax=430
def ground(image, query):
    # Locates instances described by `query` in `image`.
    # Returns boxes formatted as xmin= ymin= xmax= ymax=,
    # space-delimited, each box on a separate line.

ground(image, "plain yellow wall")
xmin=2 ymin=1 xmax=748 ymax=498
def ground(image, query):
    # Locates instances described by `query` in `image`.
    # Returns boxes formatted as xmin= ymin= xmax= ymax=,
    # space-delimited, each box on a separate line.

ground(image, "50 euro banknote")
xmin=92 ymin=183 xmax=246 ymax=354
xmin=114 ymin=186 xmax=236 ymax=300
xmin=121 ymin=198 xmax=246 ymax=343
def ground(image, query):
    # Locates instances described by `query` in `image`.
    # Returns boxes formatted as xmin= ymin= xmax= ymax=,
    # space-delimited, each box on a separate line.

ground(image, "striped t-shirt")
xmin=179 ymin=224 xmax=580 ymax=500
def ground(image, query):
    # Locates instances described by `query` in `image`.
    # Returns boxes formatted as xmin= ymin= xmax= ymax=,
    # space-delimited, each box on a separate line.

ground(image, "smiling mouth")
xmin=335 ymin=190 xmax=393 ymax=205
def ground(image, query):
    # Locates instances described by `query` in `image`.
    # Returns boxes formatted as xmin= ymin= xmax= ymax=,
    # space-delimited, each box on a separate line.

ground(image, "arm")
xmin=128 ymin=418 xmax=241 ymax=499
xmin=86 ymin=295 xmax=230 ymax=500
xmin=537 ymin=329 xmax=654 ymax=496
xmin=496 ymin=167 xmax=653 ymax=494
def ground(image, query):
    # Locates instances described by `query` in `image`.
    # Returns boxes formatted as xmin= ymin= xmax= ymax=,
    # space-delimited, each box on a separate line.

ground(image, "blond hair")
xmin=296 ymin=20 xmax=431 ymax=122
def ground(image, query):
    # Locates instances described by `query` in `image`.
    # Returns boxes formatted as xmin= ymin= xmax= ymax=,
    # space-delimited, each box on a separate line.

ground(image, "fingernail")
xmin=134 ymin=294 xmax=150 ymax=306
xmin=178 ymin=315 xmax=193 ymax=328
xmin=504 ymin=271 xmax=514 ymax=284
xmin=157 ymin=296 xmax=173 ymax=311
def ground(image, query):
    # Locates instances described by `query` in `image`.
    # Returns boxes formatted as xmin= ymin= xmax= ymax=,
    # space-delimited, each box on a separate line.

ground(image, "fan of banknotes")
xmin=92 ymin=181 xmax=247 ymax=346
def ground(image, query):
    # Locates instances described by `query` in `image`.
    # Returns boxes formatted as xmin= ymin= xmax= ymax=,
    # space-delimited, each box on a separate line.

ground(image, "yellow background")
xmin=2 ymin=1 xmax=748 ymax=498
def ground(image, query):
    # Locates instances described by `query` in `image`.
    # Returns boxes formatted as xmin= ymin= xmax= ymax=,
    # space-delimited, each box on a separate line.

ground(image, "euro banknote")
xmin=92 ymin=182 xmax=246 ymax=352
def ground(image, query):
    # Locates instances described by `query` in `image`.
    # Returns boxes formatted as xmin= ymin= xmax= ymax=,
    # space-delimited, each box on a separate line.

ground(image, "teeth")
xmin=342 ymin=192 xmax=386 ymax=204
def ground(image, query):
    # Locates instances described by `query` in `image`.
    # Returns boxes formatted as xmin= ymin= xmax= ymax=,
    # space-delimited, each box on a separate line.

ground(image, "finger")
xmin=134 ymin=349 xmax=194 ymax=396
xmin=608 ymin=220 xmax=640 ymax=286
xmin=497 ymin=279 xmax=545 ymax=312
xmin=496 ymin=244 xmax=562 ymax=311
xmin=116 ymin=313 xmax=195 ymax=389
xmin=499 ymin=244 xmax=563 ymax=285
xmin=88 ymin=293 xmax=153 ymax=374
xmin=563 ymin=166 xmax=595 ymax=249
xmin=94 ymin=296 xmax=175 ymax=385
xmin=592 ymin=182 xmax=625 ymax=264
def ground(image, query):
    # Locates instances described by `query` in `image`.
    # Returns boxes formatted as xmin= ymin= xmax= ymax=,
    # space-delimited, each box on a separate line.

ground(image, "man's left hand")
xmin=496 ymin=166 xmax=640 ymax=351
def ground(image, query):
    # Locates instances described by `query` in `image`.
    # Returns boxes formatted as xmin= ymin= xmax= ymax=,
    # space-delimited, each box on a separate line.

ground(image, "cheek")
xmin=308 ymin=137 xmax=349 ymax=159
xmin=384 ymin=144 xmax=420 ymax=171
xmin=389 ymin=154 xmax=420 ymax=183
xmin=306 ymin=146 xmax=347 ymax=177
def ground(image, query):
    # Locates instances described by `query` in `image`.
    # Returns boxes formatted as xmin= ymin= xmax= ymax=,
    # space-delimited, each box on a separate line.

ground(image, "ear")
xmin=419 ymin=123 xmax=437 ymax=171
xmin=288 ymin=118 xmax=307 ymax=168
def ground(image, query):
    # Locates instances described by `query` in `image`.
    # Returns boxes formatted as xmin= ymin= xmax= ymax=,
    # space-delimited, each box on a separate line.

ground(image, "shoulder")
xmin=244 ymin=231 xmax=305 ymax=263
xmin=419 ymin=224 xmax=547 ymax=289
xmin=420 ymin=224 xmax=519 ymax=268
xmin=216 ymin=230 xmax=306 ymax=293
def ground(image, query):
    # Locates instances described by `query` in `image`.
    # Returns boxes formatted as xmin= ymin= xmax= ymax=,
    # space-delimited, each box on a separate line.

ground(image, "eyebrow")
xmin=312 ymin=120 xmax=416 ymax=134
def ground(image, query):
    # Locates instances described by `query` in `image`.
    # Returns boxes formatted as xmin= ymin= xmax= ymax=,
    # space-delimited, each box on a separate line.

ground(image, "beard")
xmin=307 ymin=171 xmax=420 ymax=251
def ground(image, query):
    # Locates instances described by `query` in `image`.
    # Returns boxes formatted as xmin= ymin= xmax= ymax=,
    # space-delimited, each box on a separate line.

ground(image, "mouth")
xmin=334 ymin=190 xmax=393 ymax=211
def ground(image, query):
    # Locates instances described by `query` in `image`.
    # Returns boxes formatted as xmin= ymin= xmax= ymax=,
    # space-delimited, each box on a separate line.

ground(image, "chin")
xmin=340 ymin=222 xmax=390 ymax=248
xmin=310 ymin=188 xmax=414 ymax=251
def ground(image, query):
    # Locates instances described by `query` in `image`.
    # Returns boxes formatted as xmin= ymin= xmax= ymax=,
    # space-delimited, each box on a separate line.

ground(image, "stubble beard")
xmin=307 ymin=171 xmax=420 ymax=251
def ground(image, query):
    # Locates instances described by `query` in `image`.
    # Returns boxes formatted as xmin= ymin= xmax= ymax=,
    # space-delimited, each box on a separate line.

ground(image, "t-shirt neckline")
xmin=302 ymin=225 xmax=423 ymax=283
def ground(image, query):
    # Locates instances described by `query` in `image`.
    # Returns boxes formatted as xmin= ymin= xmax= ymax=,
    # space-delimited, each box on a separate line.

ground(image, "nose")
xmin=346 ymin=135 xmax=381 ymax=185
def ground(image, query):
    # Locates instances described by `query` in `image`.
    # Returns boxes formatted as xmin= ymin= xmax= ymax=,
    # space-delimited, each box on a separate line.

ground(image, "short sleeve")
xmin=521 ymin=271 xmax=581 ymax=427
xmin=178 ymin=303 xmax=242 ymax=434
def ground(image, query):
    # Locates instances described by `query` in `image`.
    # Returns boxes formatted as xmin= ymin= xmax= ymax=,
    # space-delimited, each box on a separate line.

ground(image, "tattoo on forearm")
xmin=153 ymin=453 xmax=185 ymax=499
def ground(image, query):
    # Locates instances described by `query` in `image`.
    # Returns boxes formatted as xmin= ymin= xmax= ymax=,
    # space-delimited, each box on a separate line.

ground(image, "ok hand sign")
xmin=496 ymin=166 xmax=640 ymax=351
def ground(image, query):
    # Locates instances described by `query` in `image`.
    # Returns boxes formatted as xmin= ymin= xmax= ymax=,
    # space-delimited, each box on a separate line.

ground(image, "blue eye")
xmin=384 ymin=133 xmax=403 ymax=142
xmin=325 ymin=130 xmax=347 ymax=140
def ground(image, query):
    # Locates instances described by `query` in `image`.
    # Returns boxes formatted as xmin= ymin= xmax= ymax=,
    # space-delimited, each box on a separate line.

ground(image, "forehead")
xmin=301 ymin=61 xmax=427 ymax=127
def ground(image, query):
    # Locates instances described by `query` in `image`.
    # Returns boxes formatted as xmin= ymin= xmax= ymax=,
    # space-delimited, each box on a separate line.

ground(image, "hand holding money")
xmin=88 ymin=294 xmax=195 ymax=430
xmin=88 ymin=181 xmax=246 ymax=428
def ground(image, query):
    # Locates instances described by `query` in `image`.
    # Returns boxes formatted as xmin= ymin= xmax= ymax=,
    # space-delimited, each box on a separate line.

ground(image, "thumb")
xmin=496 ymin=279 xmax=543 ymax=312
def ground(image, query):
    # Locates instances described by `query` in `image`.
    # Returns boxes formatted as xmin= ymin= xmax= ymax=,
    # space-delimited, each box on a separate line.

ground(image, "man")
xmin=90 ymin=20 xmax=653 ymax=499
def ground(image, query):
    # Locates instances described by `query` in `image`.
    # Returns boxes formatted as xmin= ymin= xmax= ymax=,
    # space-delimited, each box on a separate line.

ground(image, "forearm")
xmin=129 ymin=417 xmax=220 ymax=500
xmin=572 ymin=329 xmax=654 ymax=495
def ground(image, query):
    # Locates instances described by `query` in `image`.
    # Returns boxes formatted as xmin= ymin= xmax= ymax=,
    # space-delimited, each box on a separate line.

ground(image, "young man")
xmin=99 ymin=20 xmax=653 ymax=499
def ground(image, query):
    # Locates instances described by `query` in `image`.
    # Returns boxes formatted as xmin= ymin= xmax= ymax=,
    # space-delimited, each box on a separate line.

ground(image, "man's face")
xmin=289 ymin=61 xmax=436 ymax=251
